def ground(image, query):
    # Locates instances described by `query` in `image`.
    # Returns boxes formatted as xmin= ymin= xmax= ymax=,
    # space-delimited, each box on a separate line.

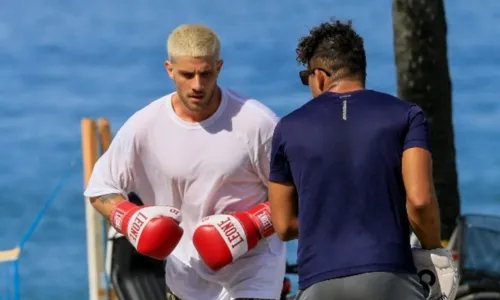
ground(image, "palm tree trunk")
xmin=392 ymin=0 xmax=460 ymax=240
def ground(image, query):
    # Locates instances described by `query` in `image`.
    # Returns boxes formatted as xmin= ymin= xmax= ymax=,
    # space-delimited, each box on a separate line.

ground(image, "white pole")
xmin=85 ymin=199 xmax=101 ymax=300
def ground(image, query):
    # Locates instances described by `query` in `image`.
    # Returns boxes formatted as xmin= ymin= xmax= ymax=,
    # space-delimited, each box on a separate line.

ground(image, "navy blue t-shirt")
xmin=269 ymin=89 xmax=431 ymax=290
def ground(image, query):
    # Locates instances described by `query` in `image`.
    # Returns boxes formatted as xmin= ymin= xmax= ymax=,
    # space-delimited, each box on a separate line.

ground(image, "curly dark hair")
xmin=296 ymin=18 xmax=366 ymax=83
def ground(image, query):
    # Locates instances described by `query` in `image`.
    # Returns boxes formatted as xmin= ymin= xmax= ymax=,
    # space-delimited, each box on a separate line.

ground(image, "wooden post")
xmin=81 ymin=118 xmax=105 ymax=300
xmin=97 ymin=118 xmax=112 ymax=238
xmin=97 ymin=118 xmax=112 ymax=154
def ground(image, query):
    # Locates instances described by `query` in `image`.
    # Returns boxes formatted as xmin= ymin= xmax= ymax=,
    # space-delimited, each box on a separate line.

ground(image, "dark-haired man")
xmin=268 ymin=19 xmax=458 ymax=299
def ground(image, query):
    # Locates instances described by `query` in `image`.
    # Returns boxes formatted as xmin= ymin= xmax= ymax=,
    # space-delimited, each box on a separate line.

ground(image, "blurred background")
xmin=0 ymin=0 xmax=499 ymax=299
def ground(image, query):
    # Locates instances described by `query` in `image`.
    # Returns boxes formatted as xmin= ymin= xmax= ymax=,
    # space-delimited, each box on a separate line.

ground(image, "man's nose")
xmin=191 ymin=76 xmax=204 ymax=91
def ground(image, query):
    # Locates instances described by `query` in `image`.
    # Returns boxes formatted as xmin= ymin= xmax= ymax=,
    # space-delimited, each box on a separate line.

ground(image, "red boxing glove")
xmin=110 ymin=201 xmax=183 ymax=260
xmin=193 ymin=202 xmax=274 ymax=271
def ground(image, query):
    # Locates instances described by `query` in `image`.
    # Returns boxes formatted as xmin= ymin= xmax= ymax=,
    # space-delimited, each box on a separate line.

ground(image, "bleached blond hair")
xmin=167 ymin=24 xmax=221 ymax=60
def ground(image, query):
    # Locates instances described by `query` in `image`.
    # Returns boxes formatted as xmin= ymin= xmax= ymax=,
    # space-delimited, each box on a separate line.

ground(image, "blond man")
xmin=84 ymin=24 xmax=286 ymax=300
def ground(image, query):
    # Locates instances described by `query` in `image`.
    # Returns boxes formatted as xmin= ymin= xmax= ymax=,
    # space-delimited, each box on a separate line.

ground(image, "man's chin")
xmin=188 ymin=96 xmax=205 ymax=103
xmin=185 ymin=100 xmax=208 ymax=112
xmin=178 ymin=93 xmax=213 ymax=112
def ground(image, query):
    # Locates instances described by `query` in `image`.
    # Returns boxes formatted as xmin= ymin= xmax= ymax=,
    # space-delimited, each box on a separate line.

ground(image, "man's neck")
xmin=173 ymin=87 xmax=221 ymax=123
xmin=326 ymin=80 xmax=365 ymax=94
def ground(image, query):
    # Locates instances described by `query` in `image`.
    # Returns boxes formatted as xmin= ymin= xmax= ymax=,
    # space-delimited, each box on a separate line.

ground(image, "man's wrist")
xmin=421 ymin=241 xmax=444 ymax=250
xmin=110 ymin=200 xmax=136 ymax=231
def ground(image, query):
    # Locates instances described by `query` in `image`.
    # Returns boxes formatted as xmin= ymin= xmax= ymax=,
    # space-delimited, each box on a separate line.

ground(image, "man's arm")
xmin=84 ymin=116 xmax=138 ymax=218
xmin=403 ymin=105 xmax=442 ymax=249
xmin=89 ymin=193 xmax=126 ymax=219
xmin=83 ymin=114 xmax=185 ymax=260
xmin=267 ymin=121 xmax=299 ymax=241
xmin=403 ymin=148 xmax=442 ymax=249
xmin=268 ymin=181 xmax=298 ymax=241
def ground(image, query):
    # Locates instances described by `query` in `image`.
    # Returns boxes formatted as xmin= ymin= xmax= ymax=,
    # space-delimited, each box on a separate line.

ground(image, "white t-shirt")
xmin=84 ymin=87 xmax=286 ymax=300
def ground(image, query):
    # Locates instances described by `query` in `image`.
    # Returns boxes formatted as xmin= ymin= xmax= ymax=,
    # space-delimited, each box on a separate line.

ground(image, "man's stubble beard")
xmin=180 ymin=87 xmax=216 ymax=112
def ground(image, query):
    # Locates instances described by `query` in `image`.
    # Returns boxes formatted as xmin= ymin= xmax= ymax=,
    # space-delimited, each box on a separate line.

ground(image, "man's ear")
xmin=314 ymin=69 xmax=329 ymax=92
xmin=216 ymin=59 xmax=223 ymax=74
xmin=165 ymin=60 xmax=174 ymax=79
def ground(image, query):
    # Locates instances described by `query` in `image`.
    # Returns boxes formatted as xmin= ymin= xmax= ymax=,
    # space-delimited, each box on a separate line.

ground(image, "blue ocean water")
xmin=0 ymin=0 xmax=499 ymax=298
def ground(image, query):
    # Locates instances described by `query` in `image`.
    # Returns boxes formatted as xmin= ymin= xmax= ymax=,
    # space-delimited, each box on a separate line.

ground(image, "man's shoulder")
xmin=224 ymin=88 xmax=279 ymax=128
xmin=276 ymin=102 xmax=310 ymax=128
xmin=121 ymin=93 xmax=172 ymax=135
xmin=134 ymin=93 xmax=171 ymax=117
xmin=364 ymin=90 xmax=426 ymax=124
xmin=366 ymin=90 xmax=416 ymax=108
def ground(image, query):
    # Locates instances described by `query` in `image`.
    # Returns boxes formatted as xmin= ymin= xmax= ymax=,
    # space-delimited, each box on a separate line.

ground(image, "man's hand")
xmin=413 ymin=248 xmax=459 ymax=300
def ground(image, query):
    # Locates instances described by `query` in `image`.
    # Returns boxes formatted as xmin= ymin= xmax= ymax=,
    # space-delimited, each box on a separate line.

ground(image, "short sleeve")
xmin=404 ymin=104 xmax=431 ymax=151
xmin=83 ymin=116 xmax=139 ymax=199
xmin=254 ymin=136 xmax=273 ymax=187
xmin=269 ymin=121 xmax=294 ymax=183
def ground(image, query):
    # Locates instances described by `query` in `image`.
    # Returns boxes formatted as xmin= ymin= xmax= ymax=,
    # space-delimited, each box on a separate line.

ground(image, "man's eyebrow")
xmin=178 ymin=68 xmax=213 ymax=74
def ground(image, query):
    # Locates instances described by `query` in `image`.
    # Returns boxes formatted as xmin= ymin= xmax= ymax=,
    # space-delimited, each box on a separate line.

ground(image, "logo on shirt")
xmin=342 ymin=100 xmax=347 ymax=120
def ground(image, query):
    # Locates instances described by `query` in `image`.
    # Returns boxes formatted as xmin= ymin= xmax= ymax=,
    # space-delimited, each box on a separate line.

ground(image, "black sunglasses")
xmin=299 ymin=68 xmax=332 ymax=86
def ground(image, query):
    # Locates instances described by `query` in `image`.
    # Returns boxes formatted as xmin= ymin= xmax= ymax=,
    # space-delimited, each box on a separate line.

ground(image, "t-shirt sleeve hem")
xmin=83 ymin=188 xmax=129 ymax=200
xmin=269 ymin=173 xmax=293 ymax=183
xmin=403 ymin=140 xmax=431 ymax=151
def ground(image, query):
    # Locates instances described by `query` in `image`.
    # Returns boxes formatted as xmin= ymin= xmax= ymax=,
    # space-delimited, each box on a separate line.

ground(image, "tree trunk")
xmin=392 ymin=0 xmax=460 ymax=240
